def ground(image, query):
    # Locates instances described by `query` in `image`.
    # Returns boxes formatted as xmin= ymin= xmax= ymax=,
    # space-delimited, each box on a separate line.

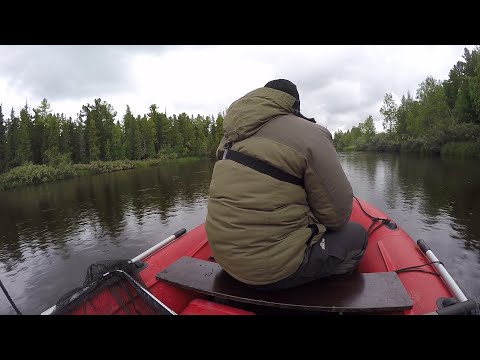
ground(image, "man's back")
xmin=206 ymin=84 xmax=353 ymax=286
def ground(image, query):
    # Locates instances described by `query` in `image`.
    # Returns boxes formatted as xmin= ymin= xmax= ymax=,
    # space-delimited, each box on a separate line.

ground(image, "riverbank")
xmin=0 ymin=155 xmax=207 ymax=191
xmin=336 ymin=140 xmax=480 ymax=159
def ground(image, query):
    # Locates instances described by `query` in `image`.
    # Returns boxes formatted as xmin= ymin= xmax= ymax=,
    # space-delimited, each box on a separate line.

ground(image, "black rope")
xmin=395 ymin=261 xmax=443 ymax=276
xmin=0 ymin=279 xmax=22 ymax=315
xmin=354 ymin=196 xmax=392 ymax=236
xmin=353 ymin=196 xmax=444 ymax=278
xmin=397 ymin=269 xmax=440 ymax=276
xmin=367 ymin=221 xmax=385 ymax=236
xmin=353 ymin=195 xmax=388 ymax=222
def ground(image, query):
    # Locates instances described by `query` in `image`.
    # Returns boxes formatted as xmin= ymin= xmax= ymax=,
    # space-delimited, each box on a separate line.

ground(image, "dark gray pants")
xmin=249 ymin=222 xmax=368 ymax=291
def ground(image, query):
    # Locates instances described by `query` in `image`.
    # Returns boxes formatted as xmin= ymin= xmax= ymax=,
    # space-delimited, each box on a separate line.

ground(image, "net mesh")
xmin=52 ymin=260 xmax=170 ymax=315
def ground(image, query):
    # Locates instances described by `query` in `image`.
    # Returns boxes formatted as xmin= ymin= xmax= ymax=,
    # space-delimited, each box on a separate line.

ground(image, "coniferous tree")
xmin=0 ymin=105 xmax=6 ymax=172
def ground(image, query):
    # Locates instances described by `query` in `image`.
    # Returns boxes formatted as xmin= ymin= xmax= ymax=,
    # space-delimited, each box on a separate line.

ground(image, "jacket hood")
xmin=223 ymin=87 xmax=296 ymax=142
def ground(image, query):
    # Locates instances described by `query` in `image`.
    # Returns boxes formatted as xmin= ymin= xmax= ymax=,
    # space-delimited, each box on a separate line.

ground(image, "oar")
xmin=41 ymin=228 xmax=187 ymax=315
xmin=417 ymin=239 xmax=480 ymax=315
xmin=131 ymin=228 xmax=186 ymax=263
xmin=417 ymin=239 xmax=467 ymax=302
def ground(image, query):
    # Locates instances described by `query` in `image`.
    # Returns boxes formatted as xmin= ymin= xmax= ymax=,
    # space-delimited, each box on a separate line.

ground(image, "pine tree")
xmin=112 ymin=121 xmax=125 ymax=160
xmin=17 ymin=102 xmax=33 ymax=165
xmin=32 ymin=99 xmax=51 ymax=165
xmin=7 ymin=108 xmax=19 ymax=168
xmin=0 ymin=105 xmax=6 ymax=172
xmin=123 ymin=105 xmax=136 ymax=160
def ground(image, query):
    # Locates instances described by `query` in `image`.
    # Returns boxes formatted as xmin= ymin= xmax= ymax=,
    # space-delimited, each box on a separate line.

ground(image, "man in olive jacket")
xmin=205 ymin=79 xmax=367 ymax=291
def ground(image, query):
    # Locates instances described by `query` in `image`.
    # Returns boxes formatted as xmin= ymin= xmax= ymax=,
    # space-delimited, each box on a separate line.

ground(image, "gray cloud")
xmin=0 ymin=45 xmax=179 ymax=101
xmin=0 ymin=45 xmax=473 ymax=133
xmin=255 ymin=45 xmax=472 ymax=131
xmin=249 ymin=46 xmax=390 ymax=125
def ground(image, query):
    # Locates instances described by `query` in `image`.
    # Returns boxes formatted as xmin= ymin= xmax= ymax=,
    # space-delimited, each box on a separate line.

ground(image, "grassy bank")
xmin=0 ymin=154 xmax=206 ymax=191
xmin=337 ymin=141 xmax=480 ymax=158
xmin=336 ymin=134 xmax=480 ymax=159
xmin=440 ymin=142 xmax=480 ymax=158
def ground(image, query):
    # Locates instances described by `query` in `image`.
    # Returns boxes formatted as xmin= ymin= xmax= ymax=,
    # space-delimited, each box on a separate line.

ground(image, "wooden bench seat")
xmin=156 ymin=256 xmax=413 ymax=313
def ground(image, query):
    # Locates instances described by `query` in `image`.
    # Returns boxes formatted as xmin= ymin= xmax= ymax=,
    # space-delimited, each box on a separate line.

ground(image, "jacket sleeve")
xmin=304 ymin=126 xmax=353 ymax=231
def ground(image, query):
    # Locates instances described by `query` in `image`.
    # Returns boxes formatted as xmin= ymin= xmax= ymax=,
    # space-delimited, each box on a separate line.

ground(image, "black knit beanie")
xmin=264 ymin=79 xmax=316 ymax=123
xmin=264 ymin=79 xmax=300 ymax=111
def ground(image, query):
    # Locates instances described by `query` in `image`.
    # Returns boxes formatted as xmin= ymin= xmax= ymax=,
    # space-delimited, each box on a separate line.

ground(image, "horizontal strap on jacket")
xmin=218 ymin=149 xmax=304 ymax=188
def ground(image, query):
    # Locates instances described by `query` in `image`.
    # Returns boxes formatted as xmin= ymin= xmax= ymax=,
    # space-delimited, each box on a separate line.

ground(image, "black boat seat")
xmin=155 ymin=256 xmax=413 ymax=313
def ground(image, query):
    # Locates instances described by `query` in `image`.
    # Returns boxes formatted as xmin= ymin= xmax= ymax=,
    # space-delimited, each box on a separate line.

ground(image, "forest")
xmin=333 ymin=46 xmax=480 ymax=158
xmin=2 ymin=46 xmax=479 ymax=190
xmin=0 ymin=99 xmax=225 ymax=189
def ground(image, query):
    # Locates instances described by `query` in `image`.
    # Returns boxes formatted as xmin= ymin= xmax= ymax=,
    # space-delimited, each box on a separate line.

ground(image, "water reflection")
xmin=1 ymin=154 xmax=480 ymax=314
xmin=0 ymin=159 xmax=214 ymax=314
xmin=340 ymin=152 xmax=480 ymax=300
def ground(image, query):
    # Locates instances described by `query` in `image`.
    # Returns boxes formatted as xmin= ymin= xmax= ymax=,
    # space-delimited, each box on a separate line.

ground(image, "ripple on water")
xmin=1 ymin=156 xmax=479 ymax=314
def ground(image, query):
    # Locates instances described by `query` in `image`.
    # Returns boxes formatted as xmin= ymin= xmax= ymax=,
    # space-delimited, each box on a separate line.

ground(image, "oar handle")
xmin=173 ymin=229 xmax=187 ymax=238
xmin=417 ymin=239 xmax=431 ymax=254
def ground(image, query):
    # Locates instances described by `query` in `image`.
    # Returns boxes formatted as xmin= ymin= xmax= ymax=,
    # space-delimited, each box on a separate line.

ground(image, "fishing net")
xmin=51 ymin=260 xmax=172 ymax=315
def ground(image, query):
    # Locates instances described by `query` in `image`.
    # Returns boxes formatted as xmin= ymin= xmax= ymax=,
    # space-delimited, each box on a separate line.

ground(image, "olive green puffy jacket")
xmin=205 ymin=87 xmax=352 ymax=285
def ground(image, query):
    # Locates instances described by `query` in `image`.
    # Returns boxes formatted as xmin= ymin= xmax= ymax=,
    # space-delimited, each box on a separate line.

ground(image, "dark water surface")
xmin=1 ymin=154 xmax=479 ymax=314
xmin=0 ymin=160 xmax=214 ymax=315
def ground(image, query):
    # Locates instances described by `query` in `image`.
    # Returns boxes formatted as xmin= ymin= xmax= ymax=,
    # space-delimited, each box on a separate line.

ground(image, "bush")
xmin=0 ymin=155 xmax=205 ymax=191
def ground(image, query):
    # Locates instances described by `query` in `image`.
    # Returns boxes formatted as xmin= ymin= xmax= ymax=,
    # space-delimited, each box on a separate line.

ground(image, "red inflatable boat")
xmin=41 ymin=197 xmax=478 ymax=315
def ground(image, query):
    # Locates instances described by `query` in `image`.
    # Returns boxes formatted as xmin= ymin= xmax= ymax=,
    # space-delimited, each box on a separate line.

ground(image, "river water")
xmin=1 ymin=154 xmax=479 ymax=314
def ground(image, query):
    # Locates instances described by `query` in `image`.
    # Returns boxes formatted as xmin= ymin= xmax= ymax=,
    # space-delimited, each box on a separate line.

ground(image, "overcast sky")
xmin=0 ymin=45 xmax=475 ymax=133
